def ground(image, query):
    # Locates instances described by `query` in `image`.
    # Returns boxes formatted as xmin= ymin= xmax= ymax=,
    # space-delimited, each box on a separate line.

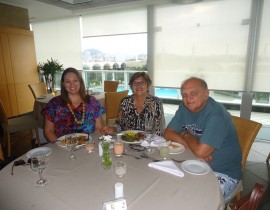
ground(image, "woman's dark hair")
xmin=128 ymin=72 xmax=152 ymax=89
xmin=60 ymin=67 xmax=87 ymax=103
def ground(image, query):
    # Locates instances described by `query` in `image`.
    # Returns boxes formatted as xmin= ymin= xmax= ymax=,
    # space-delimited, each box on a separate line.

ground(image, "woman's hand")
xmin=102 ymin=126 xmax=116 ymax=135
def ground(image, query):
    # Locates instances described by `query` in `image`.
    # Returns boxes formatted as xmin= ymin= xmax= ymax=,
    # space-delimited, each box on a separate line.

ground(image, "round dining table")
xmin=0 ymin=134 xmax=225 ymax=210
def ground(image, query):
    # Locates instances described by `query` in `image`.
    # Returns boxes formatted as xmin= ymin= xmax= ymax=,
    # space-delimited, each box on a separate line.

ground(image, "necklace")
xmin=67 ymin=101 xmax=86 ymax=125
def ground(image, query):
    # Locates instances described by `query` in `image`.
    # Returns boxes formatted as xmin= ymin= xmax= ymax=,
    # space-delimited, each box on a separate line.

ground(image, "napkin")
xmin=141 ymin=135 xmax=166 ymax=147
xmin=148 ymin=160 xmax=184 ymax=177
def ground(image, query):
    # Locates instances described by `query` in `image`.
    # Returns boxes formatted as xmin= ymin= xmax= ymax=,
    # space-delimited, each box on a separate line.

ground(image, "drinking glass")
xmin=66 ymin=134 xmax=78 ymax=159
xmin=114 ymin=136 xmax=124 ymax=157
xmin=51 ymin=89 xmax=58 ymax=96
xmin=114 ymin=161 xmax=127 ymax=178
xmin=31 ymin=155 xmax=48 ymax=186
xmin=145 ymin=117 xmax=155 ymax=155
xmin=85 ymin=141 xmax=95 ymax=153
xmin=159 ymin=145 xmax=170 ymax=160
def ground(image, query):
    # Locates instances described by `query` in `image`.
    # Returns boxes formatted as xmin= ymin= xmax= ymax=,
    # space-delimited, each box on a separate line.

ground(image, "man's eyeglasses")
xmin=11 ymin=159 xmax=30 ymax=175
xmin=132 ymin=81 xmax=147 ymax=87
xmin=181 ymin=89 xmax=201 ymax=98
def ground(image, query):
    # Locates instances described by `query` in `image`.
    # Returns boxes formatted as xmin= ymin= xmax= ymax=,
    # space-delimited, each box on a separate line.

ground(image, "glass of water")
xmin=31 ymin=155 xmax=48 ymax=186
xmin=159 ymin=145 xmax=170 ymax=160
xmin=114 ymin=161 xmax=127 ymax=178
xmin=66 ymin=134 xmax=78 ymax=159
xmin=145 ymin=117 xmax=155 ymax=155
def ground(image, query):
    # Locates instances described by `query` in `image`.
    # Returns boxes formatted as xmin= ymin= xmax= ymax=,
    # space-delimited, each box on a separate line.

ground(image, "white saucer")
xmin=26 ymin=147 xmax=52 ymax=159
xmin=181 ymin=160 xmax=210 ymax=175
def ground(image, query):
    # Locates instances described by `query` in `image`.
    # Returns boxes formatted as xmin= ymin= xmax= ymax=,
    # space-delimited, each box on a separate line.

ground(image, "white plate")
xmin=158 ymin=142 xmax=185 ymax=154
xmin=181 ymin=160 xmax=210 ymax=175
xmin=37 ymin=95 xmax=46 ymax=99
xmin=56 ymin=133 xmax=89 ymax=148
xmin=26 ymin=147 xmax=52 ymax=159
xmin=120 ymin=130 xmax=144 ymax=144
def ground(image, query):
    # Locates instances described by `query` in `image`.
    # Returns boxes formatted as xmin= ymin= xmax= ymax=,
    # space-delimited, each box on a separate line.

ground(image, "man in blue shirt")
xmin=164 ymin=77 xmax=242 ymax=202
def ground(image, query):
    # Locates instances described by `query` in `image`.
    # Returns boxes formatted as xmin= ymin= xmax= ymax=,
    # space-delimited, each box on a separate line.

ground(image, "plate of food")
xmin=26 ymin=147 xmax=52 ymax=159
xmin=158 ymin=141 xmax=185 ymax=154
xmin=56 ymin=133 xmax=90 ymax=148
xmin=120 ymin=130 xmax=145 ymax=144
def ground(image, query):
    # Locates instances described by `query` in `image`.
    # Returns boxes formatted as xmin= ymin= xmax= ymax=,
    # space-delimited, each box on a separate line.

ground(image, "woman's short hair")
xmin=60 ymin=67 xmax=87 ymax=103
xmin=128 ymin=72 xmax=152 ymax=89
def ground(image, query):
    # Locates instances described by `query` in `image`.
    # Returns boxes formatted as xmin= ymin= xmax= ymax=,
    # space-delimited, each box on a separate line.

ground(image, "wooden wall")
xmin=0 ymin=3 xmax=38 ymax=117
xmin=0 ymin=3 xmax=30 ymax=30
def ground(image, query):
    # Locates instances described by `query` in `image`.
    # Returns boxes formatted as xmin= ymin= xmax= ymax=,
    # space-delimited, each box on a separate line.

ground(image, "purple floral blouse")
xmin=42 ymin=95 xmax=104 ymax=138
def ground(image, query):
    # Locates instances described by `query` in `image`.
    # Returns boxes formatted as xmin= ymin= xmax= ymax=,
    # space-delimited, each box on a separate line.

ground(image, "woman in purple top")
xmin=42 ymin=67 xmax=104 ymax=143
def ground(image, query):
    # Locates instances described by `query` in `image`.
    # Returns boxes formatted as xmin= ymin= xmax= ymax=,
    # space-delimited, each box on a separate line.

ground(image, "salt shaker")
xmin=114 ymin=182 xmax=124 ymax=199
xmin=98 ymin=141 xmax=103 ymax=156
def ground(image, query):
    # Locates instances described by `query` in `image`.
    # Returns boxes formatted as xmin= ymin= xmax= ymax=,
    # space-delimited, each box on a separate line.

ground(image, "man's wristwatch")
xmin=181 ymin=130 xmax=189 ymax=137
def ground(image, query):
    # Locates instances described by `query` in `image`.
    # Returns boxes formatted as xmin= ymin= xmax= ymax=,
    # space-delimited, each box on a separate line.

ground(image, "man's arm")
xmin=164 ymin=127 xmax=189 ymax=149
xmin=182 ymin=130 xmax=214 ymax=160
xmin=164 ymin=128 xmax=214 ymax=161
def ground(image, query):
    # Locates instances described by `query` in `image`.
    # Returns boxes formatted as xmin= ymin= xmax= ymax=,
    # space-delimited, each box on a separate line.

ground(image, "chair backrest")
xmin=0 ymin=99 xmax=8 ymax=125
xmin=28 ymin=82 xmax=47 ymax=99
xmin=104 ymin=80 xmax=119 ymax=92
xmin=0 ymin=143 xmax=4 ymax=161
xmin=105 ymin=90 xmax=129 ymax=125
xmin=228 ymin=182 xmax=264 ymax=210
xmin=231 ymin=116 xmax=262 ymax=171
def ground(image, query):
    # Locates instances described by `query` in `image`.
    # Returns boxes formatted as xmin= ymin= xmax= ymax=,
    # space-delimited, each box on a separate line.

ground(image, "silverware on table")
xmin=123 ymin=152 xmax=143 ymax=160
xmin=140 ymin=154 xmax=161 ymax=162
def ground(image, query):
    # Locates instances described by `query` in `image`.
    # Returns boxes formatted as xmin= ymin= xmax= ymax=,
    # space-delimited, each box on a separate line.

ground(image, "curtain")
xmin=153 ymin=0 xmax=251 ymax=91
xmin=32 ymin=17 xmax=82 ymax=69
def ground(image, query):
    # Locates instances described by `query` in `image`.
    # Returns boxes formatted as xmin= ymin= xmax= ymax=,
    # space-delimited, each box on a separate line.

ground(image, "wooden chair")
xmin=227 ymin=182 xmax=265 ymax=210
xmin=0 ymin=99 xmax=40 ymax=157
xmin=104 ymin=80 xmax=119 ymax=92
xmin=227 ymin=116 xmax=262 ymax=203
xmin=28 ymin=82 xmax=47 ymax=99
xmin=0 ymin=143 xmax=4 ymax=161
xmin=105 ymin=90 xmax=128 ymax=126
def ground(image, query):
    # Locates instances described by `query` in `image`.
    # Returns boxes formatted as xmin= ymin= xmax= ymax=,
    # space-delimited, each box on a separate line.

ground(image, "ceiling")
xmin=0 ymin=0 xmax=164 ymax=22
xmin=0 ymin=0 xmax=206 ymax=22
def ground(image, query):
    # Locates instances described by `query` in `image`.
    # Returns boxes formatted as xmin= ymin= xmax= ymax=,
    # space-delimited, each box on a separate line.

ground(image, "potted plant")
xmin=37 ymin=58 xmax=64 ymax=92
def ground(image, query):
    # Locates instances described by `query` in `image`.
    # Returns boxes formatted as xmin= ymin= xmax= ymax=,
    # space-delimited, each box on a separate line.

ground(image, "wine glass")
xmin=144 ymin=117 xmax=155 ymax=155
xmin=31 ymin=155 xmax=48 ymax=186
xmin=66 ymin=134 xmax=78 ymax=159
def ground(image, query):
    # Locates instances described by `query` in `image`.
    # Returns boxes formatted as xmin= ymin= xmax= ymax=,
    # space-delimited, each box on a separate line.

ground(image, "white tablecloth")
xmin=0 ymin=134 xmax=225 ymax=210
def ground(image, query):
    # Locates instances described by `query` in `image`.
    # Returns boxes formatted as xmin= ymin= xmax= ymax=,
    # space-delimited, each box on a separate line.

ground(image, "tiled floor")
xmin=164 ymin=103 xmax=270 ymax=209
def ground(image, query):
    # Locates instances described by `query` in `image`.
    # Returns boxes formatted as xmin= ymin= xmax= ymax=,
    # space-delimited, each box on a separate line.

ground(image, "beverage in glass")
xmin=159 ymin=145 xmax=170 ymax=160
xmin=114 ymin=139 xmax=124 ymax=157
xmin=85 ymin=141 xmax=95 ymax=153
xmin=114 ymin=161 xmax=127 ymax=178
